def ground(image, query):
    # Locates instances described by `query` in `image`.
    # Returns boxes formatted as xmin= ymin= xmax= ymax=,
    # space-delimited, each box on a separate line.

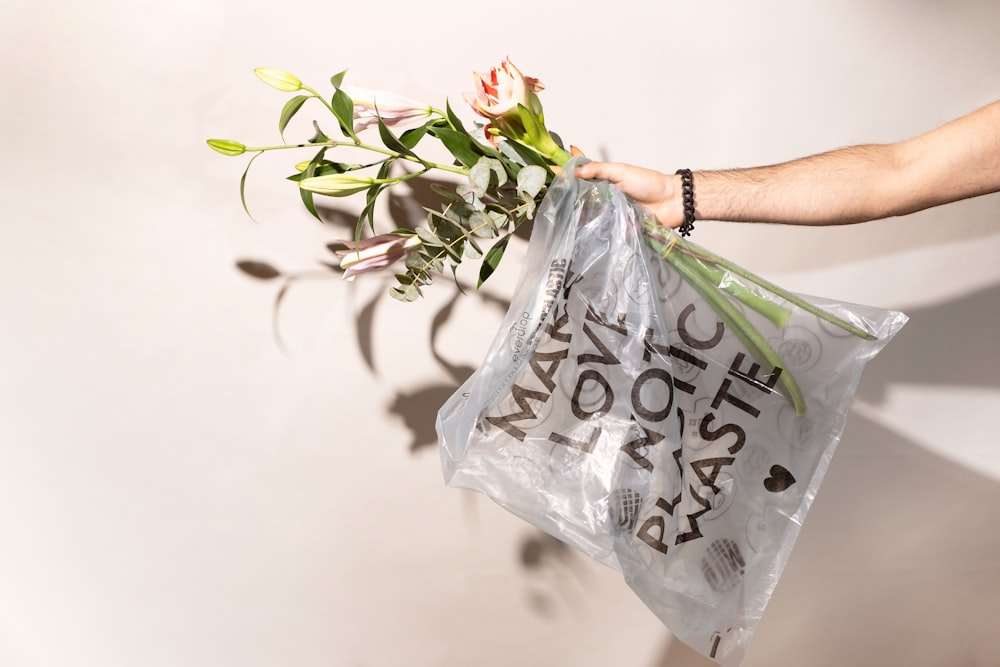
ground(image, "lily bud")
xmin=299 ymin=173 xmax=376 ymax=197
xmin=207 ymin=139 xmax=247 ymax=156
xmin=342 ymin=85 xmax=434 ymax=131
xmin=254 ymin=67 xmax=302 ymax=92
xmin=336 ymin=232 xmax=422 ymax=280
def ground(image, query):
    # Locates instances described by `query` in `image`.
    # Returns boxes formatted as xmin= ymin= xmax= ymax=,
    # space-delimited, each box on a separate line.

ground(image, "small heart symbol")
xmin=764 ymin=465 xmax=796 ymax=493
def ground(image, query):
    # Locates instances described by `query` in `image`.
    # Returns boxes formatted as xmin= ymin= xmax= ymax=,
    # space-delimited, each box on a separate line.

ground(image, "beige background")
xmin=2 ymin=0 xmax=999 ymax=665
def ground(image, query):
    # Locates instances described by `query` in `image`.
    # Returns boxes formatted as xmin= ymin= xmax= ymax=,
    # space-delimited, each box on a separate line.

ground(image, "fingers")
xmin=574 ymin=160 xmax=629 ymax=183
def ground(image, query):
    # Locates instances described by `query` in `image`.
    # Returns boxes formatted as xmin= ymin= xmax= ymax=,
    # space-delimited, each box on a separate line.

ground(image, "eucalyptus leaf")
xmin=516 ymin=165 xmax=547 ymax=199
xmin=487 ymin=158 xmax=507 ymax=188
xmin=468 ymin=158 xmax=492 ymax=198
xmin=468 ymin=211 xmax=498 ymax=238
xmin=440 ymin=240 xmax=462 ymax=263
xmin=488 ymin=210 xmax=510 ymax=230
xmin=520 ymin=195 xmax=536 ymax=219
xmin=405 ymin=252 xmax=428 ymax=270
xmin=430 ymin=183 xmax=464 ymax=203
xmin=464 ymin=238 xmax=483 ymax=259
xmin=415 ymin=226 xmax=444 ymax=246
xmin=389 ymin=283 xmax=421 ymax=302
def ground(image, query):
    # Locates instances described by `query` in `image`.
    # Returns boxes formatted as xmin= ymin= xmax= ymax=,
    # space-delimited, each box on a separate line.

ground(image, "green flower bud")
xmin=254 ymin=67 xmax=302 ymax=92
xmin=299 ymin=173 xmax=375 ymax=197
xmin=207 ymin=139 xmax=247 ymax=156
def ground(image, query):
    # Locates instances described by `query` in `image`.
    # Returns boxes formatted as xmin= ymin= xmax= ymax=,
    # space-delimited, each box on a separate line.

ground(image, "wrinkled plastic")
xmin=436 ymin=162 xmax=907 ymax=665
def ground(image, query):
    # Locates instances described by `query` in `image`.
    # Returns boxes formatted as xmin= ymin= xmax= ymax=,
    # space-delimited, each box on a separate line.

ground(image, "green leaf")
xmin=445 ymin=100 xmax=468 ymax=134
xmin=488 ymin=158 xmax=508 ymax=188
xmin=464 ymin=238 xmax=483 ymax=259
xmin=330 ymin=70 xmax=348 ymax=90
xmin=400 ymin=124 xmax=429 ymax=149
xmin=278 ymin=95 xmax=310 ymax=139
xmin=488 ymin=210 xmax=510 ymax=231
xmin=377 ymin=116 xmax=419 ymax=160
xmin=501 ymin=138 xmax=551 ymax=170
xmin=239 ymin=151 xmax=264 ymax=223
xmin=440 ymin=240 xmax=462 ymax=263
xmin=331 ymin=88 xmax=357 ymax=140
xmin=296 ymin=148 xmax=328 ymax=221
xmin=519 ymin=195 xmax=536 ymax=220
xmin=389 ymin=283 xmax=421 ymax=302
xmin=428 ymin=126 xmax=481 ymax=168
xmin=405 ymin=252 xmax=428 ymax=271
xmin=468 ymin=157 xmax=493 ymax=198
xmin=468 ymin=211 xmax=498 ymax=238
xmin=478 ymin=234 xmax=511 ymax=288
xmin=309 ymin=121 xmax=330 ymax=144
xmin=517 ymin=104 xmax=545 ymax=145
xmin=415 ymin=226 xmax=443 ymax=246
xmin=430 ymin=182 xmax=464 ymax=203
xmin=467 ymin=157 xmax=506 ymax=197
xmin=354 ymin=161 xmax=393 ymax=234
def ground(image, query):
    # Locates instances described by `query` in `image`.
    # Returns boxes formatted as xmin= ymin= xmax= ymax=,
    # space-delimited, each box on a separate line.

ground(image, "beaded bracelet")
xmin=675 ymin=169 xmax=696 ymax=237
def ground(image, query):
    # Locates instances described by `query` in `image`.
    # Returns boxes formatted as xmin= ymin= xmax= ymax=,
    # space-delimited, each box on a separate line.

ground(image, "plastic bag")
xmin=436 ymin=163 xmax=907 ymax=665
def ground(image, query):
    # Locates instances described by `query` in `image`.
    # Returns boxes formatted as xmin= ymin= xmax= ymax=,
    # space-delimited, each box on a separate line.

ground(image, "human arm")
xmin=574 ymin=99 xmax=1000 ymax=227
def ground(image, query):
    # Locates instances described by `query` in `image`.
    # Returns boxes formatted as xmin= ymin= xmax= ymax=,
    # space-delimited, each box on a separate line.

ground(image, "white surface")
xmin=1 ymin=1 xmax=999 ymax=666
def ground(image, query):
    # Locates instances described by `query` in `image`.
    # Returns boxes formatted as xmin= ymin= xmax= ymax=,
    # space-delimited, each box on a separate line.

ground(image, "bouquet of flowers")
xmin=209 ymin=59 xmax=906 ymax=665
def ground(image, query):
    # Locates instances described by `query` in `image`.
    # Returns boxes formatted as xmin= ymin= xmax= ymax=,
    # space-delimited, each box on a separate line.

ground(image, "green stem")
xmin=678 ymin=240 xmax=878 ymax=341
xmin=301 ymin=86 xmax=337 ymax=116
xmin=244 ymin=140 xmax=469 ymax=176
xmin=647 ymin=233 xmax=807 ymax=415
xmin=651 ymin=232 xmax=792 ymax=329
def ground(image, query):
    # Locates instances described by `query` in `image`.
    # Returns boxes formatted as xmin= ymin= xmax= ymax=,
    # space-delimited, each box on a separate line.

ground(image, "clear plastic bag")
xmin=436 ymin=163 xmax=907 ymax=665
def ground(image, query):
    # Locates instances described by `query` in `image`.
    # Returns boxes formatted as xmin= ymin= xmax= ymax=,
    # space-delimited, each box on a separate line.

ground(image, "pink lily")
xmin=462 ymin=57 xmax=545 ymax=121
xmin=342 ymin=85 xmax=434 ymax=132
xmin=336 ymin=232 xmax=422 ymax=280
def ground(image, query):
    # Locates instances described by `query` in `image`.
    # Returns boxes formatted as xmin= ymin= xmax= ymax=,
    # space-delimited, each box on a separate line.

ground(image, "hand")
xmin=575 ymin=161 xmax=683 ymax=228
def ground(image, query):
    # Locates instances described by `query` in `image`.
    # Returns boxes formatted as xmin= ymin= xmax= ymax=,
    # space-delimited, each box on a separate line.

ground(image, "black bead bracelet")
xmin=675 ymin=168 xmax=696 ymax=237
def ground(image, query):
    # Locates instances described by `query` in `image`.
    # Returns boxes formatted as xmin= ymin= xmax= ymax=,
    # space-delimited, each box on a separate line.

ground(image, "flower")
xmin=254 ymin=67 xmax=302 ymax=92
xmin=463 ymin=57 xmax=569 ymax=164
xmin=463 ymin=57 xmax=544 ymax=119
xmin=342 ymin=85 xmax=434 ymax=131
xmin=336 ymin=232 xmax=422 ymax=280
xmin=299 ymin=173 xmax=377 ymax=197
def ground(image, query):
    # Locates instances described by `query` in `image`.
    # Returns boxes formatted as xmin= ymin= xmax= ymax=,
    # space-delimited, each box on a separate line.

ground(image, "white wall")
xmin=1 ymin=1 xmax=998 ymax=665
